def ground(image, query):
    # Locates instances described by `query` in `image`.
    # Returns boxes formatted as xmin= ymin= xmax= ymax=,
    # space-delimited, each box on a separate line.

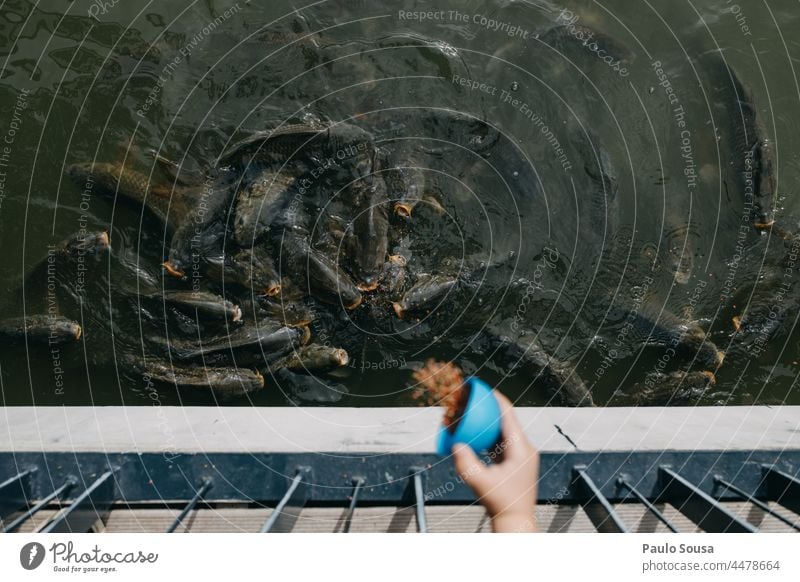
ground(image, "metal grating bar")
xmin=617 ymin=476 xmax=680 ymax=533
xmin=260 ymin=467 xmax=310 ymax=533
xmin=573 ymin=467 xmax=627 ymax=533
xmin=658 ymin=466 xmax=756 ymax=533
xmin=40 ymin=469 xmax=117 ymax=533
xmin=342 ymin=477 xmax=364 ymax=533
xmin=411 ymin=468 xmax=428 ymax=533
xmin=0 ymin=469 xmax=34 ymax=522
xmin=2 ymin=478 xmax=76 ymax=533
xmin=762 ymin=465 xmax=800 ymax=516
xmin=714 ymin=475 xmax=800 ymax=532
xmin=166 ymin=479 xmax=213 ymax=533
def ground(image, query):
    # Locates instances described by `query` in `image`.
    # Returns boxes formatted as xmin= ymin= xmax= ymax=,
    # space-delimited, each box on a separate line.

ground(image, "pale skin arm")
xmin=452 ymin=392 xmax=539 ymax=533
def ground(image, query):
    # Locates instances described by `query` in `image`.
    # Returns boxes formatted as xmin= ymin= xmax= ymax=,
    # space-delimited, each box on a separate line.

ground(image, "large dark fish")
xmin=232 ymin=169 xmax=297 ymax=246
xmin=140 ymin=290 xmax=242 ymax=322
xmin=382 ymin=154 xmax=427 ymax=219
xmin=154 ymin=320 xmax=309 ymax=364
xmin=163 ymin=173 xmax=237 ymax=278
xmin=50 ymin=230 xmax=111 ymax=261
xmin=67 ymin=160 xmax=235 ymax=278
xmin=204 ymin=246 xmax=282 ymax=297
xmin=22 ymin=231 xmax=111 ymax=313
xmin=220 ymin=121 xmax=373 ymax=168
xmin=610 ymin=301 xmax=725 ymax=370
xmin=393 ymin=274 xmax=458 ymax=318
xmin=391 ymin=175 xmax=424 ymax=218
xmin=239 ymin=281 xmax=315 ymax=327
xmin=700 ymin=53 xmax=776 ymax=229
xmin=0 ymin=315 xmax=82 ymax=346
xmin=125 ymin=355 xmax=264 ymax=399
xmin=269 ymin=344 xmax=349 ymax=374
xmin=281 ymin=233 xmax=363 ymax=310
xmin=381 ymin=254 xmax=409 ymax=300
xmin=67 ymin=162 xmax=184 ymax=230
xmin=346 ymin=172 xmax=389 ymax=291
xmin=479 ymin=328 xmax=595 ymax=407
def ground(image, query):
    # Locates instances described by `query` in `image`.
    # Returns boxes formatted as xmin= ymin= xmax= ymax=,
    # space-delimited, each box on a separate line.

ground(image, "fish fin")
xmin=148 ymin=149 xmax=205 ymax=187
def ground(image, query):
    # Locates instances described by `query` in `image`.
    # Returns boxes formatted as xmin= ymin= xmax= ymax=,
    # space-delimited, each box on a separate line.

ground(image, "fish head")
xmin=233 ymin=247 xmax=282 ymax=296
xmin=392 ymin=275 xmax=457 ymax=319
xmin=61 ymin=231 xmax=111 ymax=260
xmin=754 ymin=209 xmax=775 ymax=230
xmin=339 ymin=280 xmax=363 ymax=310
xmin=50 ymin=319 xmax=83 ymax=342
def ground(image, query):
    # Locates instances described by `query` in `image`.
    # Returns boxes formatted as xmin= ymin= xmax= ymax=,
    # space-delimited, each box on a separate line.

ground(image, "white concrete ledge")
xmin=1 ymin=406 xmax=799 ymax=454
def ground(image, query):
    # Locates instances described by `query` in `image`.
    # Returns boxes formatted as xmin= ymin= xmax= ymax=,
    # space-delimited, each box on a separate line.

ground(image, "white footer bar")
xmin=1 ymin=533 xmax=798 ymax=581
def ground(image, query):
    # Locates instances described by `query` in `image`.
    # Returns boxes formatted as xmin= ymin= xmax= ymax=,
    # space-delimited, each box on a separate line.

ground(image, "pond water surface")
xmin=1 ymin=0 xmax=799 ymax=407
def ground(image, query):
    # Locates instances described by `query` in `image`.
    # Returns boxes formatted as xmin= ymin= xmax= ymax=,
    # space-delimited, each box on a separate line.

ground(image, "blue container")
xmin=436 ymin=376 xmax=502 ymax=456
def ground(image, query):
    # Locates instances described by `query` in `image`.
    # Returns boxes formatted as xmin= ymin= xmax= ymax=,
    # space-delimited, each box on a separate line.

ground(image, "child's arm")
xmin=452 ymin=392 xmax=539 ymax=533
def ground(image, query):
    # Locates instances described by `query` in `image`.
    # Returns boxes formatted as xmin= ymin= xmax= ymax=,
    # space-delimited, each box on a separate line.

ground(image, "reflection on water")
xmin=0 ymin=0 xmax=798 ymax=407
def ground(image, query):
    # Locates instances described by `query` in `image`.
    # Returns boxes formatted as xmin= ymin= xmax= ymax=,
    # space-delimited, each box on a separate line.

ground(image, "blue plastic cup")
xmin=436 ymin=376 xmax=502 ymax=456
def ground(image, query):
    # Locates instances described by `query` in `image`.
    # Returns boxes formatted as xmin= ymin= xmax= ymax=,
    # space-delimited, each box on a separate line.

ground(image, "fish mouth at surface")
xmin=162 ymin=261 xmax=185 ymax=278
xmin=345 ymin=296 xmax=363 ymax=310
xmin=357 ymin=279 xmax=380 ymax=292
xmin=393 ymin=202 xmax=413 ymax=218
xmin=263 ymin=283 xmax=282 ymax=297
xmin=334 ymin=349 xmax=349 ymax=367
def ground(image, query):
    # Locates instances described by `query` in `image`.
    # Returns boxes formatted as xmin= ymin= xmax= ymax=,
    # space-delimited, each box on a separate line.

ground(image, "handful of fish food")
xmin=412 ymin=360 xmax=471 ymax=431
xmin=412 ymin=359 xmax=502 ymax=455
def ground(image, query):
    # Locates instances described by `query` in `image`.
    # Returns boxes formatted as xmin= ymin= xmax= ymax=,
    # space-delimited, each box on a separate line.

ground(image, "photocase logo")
xmin=19 ymin=542 xmax=46 ymax=570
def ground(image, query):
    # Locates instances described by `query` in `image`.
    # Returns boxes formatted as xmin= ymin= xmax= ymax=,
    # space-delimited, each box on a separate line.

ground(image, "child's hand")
xmin=452 ymin=392 xmax=539 ymax=532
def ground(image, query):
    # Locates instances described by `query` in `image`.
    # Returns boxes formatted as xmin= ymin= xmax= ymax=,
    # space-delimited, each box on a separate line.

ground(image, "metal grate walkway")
xmin=2 ymin=406 xmax=799 ymax=533
xmin=1 ymin=450 xmax=799 ymax=533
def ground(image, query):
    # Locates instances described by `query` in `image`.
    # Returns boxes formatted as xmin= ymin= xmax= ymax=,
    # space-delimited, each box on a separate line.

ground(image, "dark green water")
xmin=1 ymin=0 xmax=799 ymax=407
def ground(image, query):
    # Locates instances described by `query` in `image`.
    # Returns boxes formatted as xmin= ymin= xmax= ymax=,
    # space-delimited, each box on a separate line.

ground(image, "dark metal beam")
xmin=0 ymin=469 xmax=34 ymax=523
xmin=573 ymin=466 xmax=627 ymax=533
xmin=260 ymin=467 xmax=311 ymax=533
xmin=342 ymin=477 xmax=364 ymax=533
xmin=40 ymin=469 xmax=117 ymax=533
xmin=2 ymin=450 xmax=796 ymax=504
xmin=411 ymin=468 xmax=428 ymax=533
xmin=762 ymin=465 xmax=800 ymax=516
xmin=3 ymin=478 xmax=75 ymax=533
xmin=166 ymin=479 xmax=213 ymax=533
xmin=658 ymin=467 xmax=756 ymax=533
xmin=617 ymin=476 xmax=679 ymax=533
